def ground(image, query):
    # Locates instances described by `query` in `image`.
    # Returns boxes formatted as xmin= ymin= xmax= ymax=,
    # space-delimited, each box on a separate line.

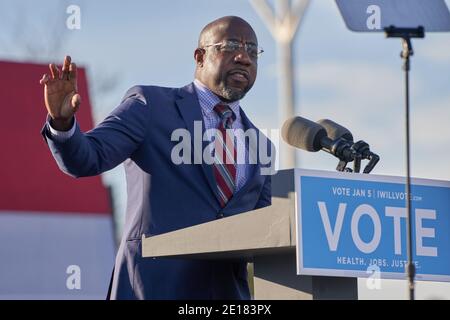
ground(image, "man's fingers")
xmin=49 ymin=64 xmax=56 ymax=79
xmin=64 ymin=55 xmax=71 ymax=66
xmin=69 ymin=62 xmax=77 ymax=85
xmin=39 ymin=74 xmax=50 ymax=85
xmin=62 ymin=56 xmax=71 ymax=80
xmin=71 ymin=93 xmax=81 ymax=111
xmin=49 ymin=63 xmax=61 ymax=79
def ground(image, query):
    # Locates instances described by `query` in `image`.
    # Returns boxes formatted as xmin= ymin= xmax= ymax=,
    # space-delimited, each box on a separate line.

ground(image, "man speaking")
xmin=40 ymin=16 xmax=273 ymax=299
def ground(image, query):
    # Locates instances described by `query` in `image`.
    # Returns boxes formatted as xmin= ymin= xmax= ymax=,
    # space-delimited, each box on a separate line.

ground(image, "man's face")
xmin=196 ymin=20 xmax=258 ymax=102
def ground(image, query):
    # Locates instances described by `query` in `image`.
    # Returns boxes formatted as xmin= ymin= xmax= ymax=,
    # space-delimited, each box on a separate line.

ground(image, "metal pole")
xmin=386 ymin=26 xmax=424 ymax=300
xmin=402 ymin=38 xmax=415 ymax=300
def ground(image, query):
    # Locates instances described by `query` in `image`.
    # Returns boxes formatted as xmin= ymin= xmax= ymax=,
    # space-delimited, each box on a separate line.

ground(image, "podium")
xmin=142 ymin=169 xmax=358 ymax=300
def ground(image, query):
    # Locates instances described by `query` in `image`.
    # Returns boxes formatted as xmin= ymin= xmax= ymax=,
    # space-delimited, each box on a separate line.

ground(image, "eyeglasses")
xmin=202 ymin=39 xmax=264 ymax=59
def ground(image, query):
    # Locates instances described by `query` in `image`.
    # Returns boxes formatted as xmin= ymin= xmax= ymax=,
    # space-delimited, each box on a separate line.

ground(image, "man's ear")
xmin=194 ymin=48 xmax=205 ymax=67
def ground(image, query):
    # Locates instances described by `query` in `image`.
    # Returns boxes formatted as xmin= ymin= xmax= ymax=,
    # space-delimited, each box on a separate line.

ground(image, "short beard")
xmin=219 ymin=85 xmax=247 ymax=102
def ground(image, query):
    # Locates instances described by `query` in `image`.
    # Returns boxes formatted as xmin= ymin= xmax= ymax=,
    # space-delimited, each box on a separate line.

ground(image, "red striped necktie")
xmin=213 ymin=103 xmax=237 ymax=207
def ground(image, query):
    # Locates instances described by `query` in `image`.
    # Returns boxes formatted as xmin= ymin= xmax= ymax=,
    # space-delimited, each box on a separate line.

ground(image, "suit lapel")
xmin=175 ymin=83 xmax=222 ymax=205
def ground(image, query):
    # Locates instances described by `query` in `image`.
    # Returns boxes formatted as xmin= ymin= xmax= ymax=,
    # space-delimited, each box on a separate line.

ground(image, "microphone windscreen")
xmin=281 ymin=116 xmax=326 ymax=152
xmin=317 ymin=119 xmax=354 ymax=142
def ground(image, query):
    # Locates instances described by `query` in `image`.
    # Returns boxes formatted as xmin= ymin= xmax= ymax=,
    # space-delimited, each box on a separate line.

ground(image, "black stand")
xmin=335 ymin=140 xmax=380 ymax=174
xmin=385 ymin=25 xmax=425 ymax=301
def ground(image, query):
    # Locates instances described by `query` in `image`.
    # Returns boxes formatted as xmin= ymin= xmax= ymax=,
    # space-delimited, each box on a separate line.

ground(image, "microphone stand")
xmin=385 ymin=25 xmax=425 ymax=301
xmin=335 ymin=140 xmax=379 ymax=174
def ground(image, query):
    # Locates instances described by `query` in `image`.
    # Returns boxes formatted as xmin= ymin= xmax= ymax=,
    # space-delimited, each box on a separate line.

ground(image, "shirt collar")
xmin=193 ymin=79 xmax=241 ymax=118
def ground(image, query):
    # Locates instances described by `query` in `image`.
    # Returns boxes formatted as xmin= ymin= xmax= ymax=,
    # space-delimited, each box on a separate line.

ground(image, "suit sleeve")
xmin=41 ymin=87 xmax=150 ymax=178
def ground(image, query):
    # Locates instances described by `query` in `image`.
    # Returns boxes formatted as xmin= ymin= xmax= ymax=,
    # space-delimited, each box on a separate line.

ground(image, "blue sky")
xmin=1 ymin=0 xmax=449 ymax=299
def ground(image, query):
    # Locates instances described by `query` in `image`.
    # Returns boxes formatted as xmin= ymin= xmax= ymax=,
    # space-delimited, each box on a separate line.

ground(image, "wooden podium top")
xmin=142 ymin=194 xmax=296 ymax=260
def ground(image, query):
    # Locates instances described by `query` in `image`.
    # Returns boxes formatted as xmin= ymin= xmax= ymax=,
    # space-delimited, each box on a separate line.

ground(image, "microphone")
xmin=316 ymin=118 xmax=380 ymax=173
xmin=281 ymin=116 xmax=354 ymax=162
xmin=317 ymin=119 xmax=353 ymax=142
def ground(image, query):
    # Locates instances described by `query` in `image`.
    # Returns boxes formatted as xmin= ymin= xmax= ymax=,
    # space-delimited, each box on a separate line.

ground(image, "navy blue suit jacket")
xmin=42 ymin=83 xmax=273 ymax=299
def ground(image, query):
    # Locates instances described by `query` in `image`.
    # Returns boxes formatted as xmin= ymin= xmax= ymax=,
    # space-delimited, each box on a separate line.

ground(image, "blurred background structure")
xmin=0 ymin=0 xmax=449 ymax=299
xmin=0 ymin=61 xmax=115 ymax=299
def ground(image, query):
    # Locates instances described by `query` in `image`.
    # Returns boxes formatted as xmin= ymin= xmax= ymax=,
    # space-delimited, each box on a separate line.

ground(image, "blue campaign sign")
xmin=295 ymin=169 xmax=450 ymax=282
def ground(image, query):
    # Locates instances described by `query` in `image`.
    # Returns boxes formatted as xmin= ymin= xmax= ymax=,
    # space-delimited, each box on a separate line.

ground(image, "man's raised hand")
xmin=40 ymin=55 xmax=81 ymax=131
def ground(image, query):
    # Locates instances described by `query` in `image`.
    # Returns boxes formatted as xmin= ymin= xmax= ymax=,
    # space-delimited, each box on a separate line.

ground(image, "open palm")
xmin=40 ymin=56 xmax=81 ymax=125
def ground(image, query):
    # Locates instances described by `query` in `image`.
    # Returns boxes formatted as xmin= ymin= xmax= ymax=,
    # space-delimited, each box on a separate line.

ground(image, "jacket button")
xmin=217 ymin=213 xmax=224 ymax=219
